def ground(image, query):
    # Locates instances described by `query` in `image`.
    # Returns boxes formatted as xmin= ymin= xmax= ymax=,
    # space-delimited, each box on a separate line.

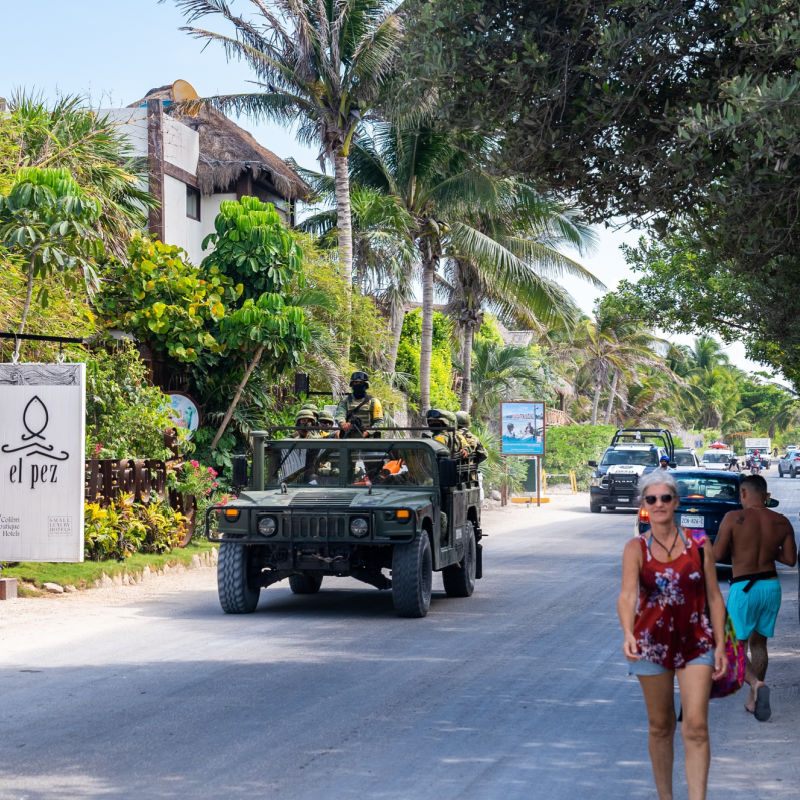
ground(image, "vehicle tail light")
xmin=638 ymin=507 xmax=650 ymax=524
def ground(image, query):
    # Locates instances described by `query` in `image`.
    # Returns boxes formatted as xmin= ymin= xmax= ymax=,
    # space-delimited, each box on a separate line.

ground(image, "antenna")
xmin=171 ymin=79 xmax=200 ymax=117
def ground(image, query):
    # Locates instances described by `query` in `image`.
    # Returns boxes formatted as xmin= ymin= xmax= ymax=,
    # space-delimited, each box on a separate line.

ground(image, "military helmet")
xmin=349 ymin=370 xmax=369 ymax=388
xmin=317 ymin=409 xmax=334 ymax=424
xmin=295 ymin=409 xmax=317 ymax=425
xmin=455 ymin=411 xmax=470 ymax=429
xmin=426 ymin=408 xmax=455 ymax=428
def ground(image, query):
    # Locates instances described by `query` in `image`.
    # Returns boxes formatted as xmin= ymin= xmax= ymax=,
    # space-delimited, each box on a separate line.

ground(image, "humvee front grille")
xmin=290 ymin=514 xmax=346 ymax=539
xmin=289 ymin=492 xmax=357 ymax=507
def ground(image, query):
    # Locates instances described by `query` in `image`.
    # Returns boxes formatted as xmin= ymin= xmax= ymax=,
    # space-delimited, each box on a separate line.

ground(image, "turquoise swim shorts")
xmin=727 ymin=578 xmax=781 ymax=640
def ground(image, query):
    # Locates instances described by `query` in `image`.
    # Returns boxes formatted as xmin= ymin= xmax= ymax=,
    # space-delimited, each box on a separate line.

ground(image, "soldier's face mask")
xmin=297 ymin=419 xmax=313 ymax=429
xmin=351 ymin=382 xmax=367 ymax=399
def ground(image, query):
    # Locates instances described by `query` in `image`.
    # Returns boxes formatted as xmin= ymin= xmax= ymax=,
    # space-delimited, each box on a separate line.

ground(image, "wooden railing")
xmin=84 ymin=458 xmax=196 ymax=545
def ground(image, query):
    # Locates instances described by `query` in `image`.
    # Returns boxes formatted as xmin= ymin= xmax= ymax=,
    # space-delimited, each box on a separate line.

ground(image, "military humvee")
xmin=206 ymin=429 xmax=483 ymax=617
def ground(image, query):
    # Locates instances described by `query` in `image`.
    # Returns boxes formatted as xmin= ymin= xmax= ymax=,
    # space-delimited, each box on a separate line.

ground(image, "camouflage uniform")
xmin=426 ymin=409 xmax=460 ymax=451
xmin=285 ymin=410 xmax=319 ymax=439
xmin=335 ymin=392 xmax=384 ymax=433
xmin=455 ymin=411 xmax=488 ymax=464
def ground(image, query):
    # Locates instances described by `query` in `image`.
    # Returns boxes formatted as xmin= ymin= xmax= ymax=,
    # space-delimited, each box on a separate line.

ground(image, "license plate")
xmin=680 ymin=514 xmax=704 ymax=527
xmin=617 ymin=497 xmax=629 ymax=502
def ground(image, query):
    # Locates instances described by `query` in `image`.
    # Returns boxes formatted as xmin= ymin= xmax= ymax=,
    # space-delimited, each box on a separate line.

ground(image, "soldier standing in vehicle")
xmin=335 ymin=371 xmax=384 ymax=437
xmin=455 ymin=411 xmax=488 ymax=464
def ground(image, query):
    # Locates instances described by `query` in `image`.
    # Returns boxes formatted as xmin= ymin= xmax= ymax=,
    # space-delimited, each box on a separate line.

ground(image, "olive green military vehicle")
xmin=207 ymin=430 xmax=483 ymax=617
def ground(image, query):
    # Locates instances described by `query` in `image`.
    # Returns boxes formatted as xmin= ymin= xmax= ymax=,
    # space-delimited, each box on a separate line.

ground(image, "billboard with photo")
xmin=500 ymin=401 xmax=546 ymax=456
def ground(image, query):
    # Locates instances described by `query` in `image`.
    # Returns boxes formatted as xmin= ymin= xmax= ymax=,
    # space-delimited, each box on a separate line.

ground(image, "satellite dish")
xmin=171 ymin=79 xmax=200 ymax=116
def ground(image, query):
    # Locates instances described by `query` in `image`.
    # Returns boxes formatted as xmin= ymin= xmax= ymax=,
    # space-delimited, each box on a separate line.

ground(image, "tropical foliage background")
xmin=3 ymin=0 xmax=800 ymax=533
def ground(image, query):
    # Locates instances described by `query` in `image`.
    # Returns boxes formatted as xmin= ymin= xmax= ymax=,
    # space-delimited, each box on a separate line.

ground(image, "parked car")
xmin=636 ymin=469 xmax=779 ymax=563
xmin=778 ymin=451 xmax=800 ymax=478
xmin=672 ymin=448 xmax=701 ymax=469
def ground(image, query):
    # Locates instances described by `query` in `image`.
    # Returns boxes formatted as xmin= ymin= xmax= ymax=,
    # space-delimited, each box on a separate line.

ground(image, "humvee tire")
xmin=392 ymin=531 xmax=433 ymax=618
xmin=590 ymin=502 xmax=601 ymax=513
xmin=289 ymin=573 xmax=323 ymax=594
xmin=218 ymin=540 xmax=260 ymax=613
xmin=442 ymin=521 xmax=476 ymax=598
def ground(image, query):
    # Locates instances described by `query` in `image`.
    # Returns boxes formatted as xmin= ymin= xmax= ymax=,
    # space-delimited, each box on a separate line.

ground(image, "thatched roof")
xmin=130 ymin=85 xmax=312 ymax=201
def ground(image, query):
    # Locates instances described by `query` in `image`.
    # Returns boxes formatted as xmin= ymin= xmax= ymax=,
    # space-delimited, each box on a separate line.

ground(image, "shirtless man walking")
xmin=713 ymin=474 xmax=797 ymax=721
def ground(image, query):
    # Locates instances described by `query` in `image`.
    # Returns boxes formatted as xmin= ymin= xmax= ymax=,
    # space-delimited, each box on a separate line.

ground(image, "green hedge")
xmin=544 ymin=425 xmax=617 ymax=489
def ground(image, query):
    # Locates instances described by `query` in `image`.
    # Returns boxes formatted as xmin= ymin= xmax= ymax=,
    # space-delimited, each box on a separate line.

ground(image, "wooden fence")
xmin=84 ymin=458 xmax=196 ymax=545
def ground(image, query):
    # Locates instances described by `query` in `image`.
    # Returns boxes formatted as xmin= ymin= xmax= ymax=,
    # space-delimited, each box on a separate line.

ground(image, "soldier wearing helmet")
xmin=335 ymin=370 xmax=384 ymax=437
xmin=317 ymin=408 xmax=335 ymax=437
xmin=455 ymin=411 xmax=488 ymax=464
xmin=286 ymin=408 xmax=319 ymax=439
xmin=425 ymin=408 xmax=466 ymax=455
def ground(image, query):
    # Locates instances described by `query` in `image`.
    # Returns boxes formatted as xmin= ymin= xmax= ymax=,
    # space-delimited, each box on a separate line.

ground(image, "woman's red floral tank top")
xmin=633 ymin=531 xmax=715 ymax=669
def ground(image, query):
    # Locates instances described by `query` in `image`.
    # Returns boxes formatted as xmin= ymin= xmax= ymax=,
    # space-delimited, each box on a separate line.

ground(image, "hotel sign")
xmin=0 ymin=363 xmax=85 ymax=562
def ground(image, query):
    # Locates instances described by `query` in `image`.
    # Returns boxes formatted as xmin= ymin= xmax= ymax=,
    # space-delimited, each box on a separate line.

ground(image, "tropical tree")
xmin=297 ymin=180 xmax=416 ymax=371
xmin=347 ymin=122 xmax=600 ymax=413
xmin=167 ymin=0 xmax=404 ymax=353
xmin=441 ymin=187 xmax=598 ymax=411
xmin=0 ymin=168 xmax=102 ymax=358
xmin=5 ymin=94 xmax=155 ymax=256
xmin=469 ymin=338 xmax=544 ymax=422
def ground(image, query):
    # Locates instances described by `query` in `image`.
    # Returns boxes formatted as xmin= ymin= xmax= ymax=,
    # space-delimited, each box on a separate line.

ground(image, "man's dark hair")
xmin=740 ymin=474 xmax=768 ymax=497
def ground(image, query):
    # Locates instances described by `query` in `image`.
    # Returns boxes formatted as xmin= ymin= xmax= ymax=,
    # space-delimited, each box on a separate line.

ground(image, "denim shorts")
xmin=628 ymin=648 xmax=714 ymax=676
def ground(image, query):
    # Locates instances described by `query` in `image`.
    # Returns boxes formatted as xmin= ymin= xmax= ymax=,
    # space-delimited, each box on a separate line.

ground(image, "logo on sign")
xmin=1 ymin=395 xmax=69 ymax=490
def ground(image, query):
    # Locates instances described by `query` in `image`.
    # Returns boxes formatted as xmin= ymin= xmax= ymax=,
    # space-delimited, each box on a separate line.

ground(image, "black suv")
xmin=588 ymin=428 xmax=675 ymax=513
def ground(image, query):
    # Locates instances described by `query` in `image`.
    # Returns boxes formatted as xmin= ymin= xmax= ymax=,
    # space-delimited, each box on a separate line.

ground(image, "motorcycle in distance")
xmin=747 ymin=452 xmax=762 ymax=475
xmin=726 ymin=455 xmax=740 ymax=472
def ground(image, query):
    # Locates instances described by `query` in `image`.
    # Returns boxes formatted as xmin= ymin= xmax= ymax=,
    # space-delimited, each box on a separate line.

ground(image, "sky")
xmin=1 ymin=0 xmax=774 ymax=379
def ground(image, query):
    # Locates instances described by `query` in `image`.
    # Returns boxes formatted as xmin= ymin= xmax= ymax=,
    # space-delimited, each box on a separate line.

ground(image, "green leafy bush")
xmin=83 ymin=494 xmax=186 ymax=561
xmin=84 ymin=340 xmax=182 ymax=459
xmin=543 ymin=424 xmax=617 ymax=489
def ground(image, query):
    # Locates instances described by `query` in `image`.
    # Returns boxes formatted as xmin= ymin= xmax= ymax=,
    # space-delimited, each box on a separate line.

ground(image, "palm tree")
xmin=8 ymin=94 xmax=155 ymax=259
xmin=441 ymin=186 xmax=598 ymax=410
xmin=296 ymin=177 xmax=416 ymax=370
xmin=168 ymin=0 xmax=403 ymax=353
xmin=347 ymin=123 xmax=601 ymax=413
xmin=569 ymin=316 xmax=669 ymax=425
xmin=469 ymin=339 xmax=545 ymax=422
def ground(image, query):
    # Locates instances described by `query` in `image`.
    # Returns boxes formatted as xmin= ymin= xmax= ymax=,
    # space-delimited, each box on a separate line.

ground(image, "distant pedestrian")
xmin=713 ymin=474 xmax=797 ymax=721
xmin=619 ymin=470 xmax=728 ymax=800
xmin=659 ymin=454 xmax=670 ymax=470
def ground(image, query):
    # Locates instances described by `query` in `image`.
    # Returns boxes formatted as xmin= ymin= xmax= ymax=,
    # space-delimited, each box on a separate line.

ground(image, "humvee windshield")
xmin=265 ymin=443 xmax=436 ymax=488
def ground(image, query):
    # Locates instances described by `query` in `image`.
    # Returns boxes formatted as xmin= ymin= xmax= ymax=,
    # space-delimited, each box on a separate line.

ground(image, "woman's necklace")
xmin=650 ymin=527 xmax=681 ymax=561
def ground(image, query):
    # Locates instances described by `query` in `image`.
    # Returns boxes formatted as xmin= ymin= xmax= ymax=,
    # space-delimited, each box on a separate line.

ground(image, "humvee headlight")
xmin=396 ymin=509 xmax=411 ymax=522
xmin=350 ymin=517 xmax=369 ymax=538
xmin=223 ymin=508 xmax=240 ymax=522
xmin=257 ymin=515 xmax=278 ymax=537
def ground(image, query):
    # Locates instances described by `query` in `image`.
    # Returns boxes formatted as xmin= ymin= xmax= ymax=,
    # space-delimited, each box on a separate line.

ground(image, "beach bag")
xmin=710 ymin=613 xmax=746 ymax=698
xmin=698 ymin=545 xmax=746 ymax=698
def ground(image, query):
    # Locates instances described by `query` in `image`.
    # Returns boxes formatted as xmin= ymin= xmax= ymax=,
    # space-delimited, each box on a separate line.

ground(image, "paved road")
xmin=1 ymin=475 xmax=798 ymax=800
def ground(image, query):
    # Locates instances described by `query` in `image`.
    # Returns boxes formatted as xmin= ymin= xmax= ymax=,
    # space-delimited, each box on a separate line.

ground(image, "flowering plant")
xmin=168 ymin=460 xmax=218 ymax=498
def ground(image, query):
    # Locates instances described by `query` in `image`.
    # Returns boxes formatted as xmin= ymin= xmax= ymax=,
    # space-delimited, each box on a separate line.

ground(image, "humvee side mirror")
xmin=588 ymin=460 xmax=597 ymax=467
xmin=439 ymin=458 xmax=459 ymax=488
xmin=232 ymin=455 xmax=249 ymax=490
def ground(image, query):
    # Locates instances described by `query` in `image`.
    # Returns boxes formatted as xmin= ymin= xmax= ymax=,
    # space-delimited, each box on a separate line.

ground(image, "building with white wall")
xmin=104 ymin=81 xmax=311 ymax=267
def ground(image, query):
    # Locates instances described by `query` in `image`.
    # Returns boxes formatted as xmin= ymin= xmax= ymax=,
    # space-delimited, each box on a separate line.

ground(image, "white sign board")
xmin=0 ymin=363 xmax=85 ymax=562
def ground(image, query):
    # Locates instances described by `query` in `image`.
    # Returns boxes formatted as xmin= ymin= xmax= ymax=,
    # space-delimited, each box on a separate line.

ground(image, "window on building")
xmin=186 ymin=185 xmax=200 ymax=220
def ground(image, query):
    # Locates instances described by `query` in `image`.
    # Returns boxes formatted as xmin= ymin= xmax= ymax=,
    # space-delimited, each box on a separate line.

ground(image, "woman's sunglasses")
xmin=643 ymin=493 xmax=674 ymax=505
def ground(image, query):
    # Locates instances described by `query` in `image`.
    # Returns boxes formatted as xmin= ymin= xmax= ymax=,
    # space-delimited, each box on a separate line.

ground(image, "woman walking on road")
xmin=618 ymin=471 xmax=728 ymax=800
